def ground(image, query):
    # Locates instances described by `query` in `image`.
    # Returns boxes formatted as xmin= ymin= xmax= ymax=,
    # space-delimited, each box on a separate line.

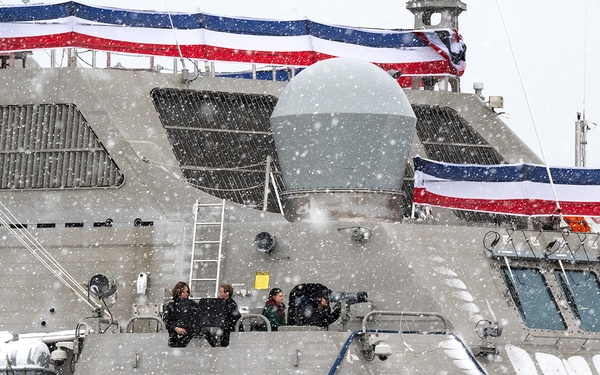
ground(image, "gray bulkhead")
xmin=0 ymin=66 xmax=597 ymax=374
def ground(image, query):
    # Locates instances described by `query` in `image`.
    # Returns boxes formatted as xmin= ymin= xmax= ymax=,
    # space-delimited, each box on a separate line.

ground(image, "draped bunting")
xmin=413 ymin=156 xmax=600 ymax=216
xmin=0 ymin=1 xmax=466 ymax=83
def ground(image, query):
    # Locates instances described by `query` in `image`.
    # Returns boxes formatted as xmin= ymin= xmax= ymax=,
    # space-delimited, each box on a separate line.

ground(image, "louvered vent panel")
xmin=400 ymin=163 xmax=414 ymax=218
xmin=151 ymin=88 xmax=284 ymax=213
xmin=413 ymin=105 xmax=504 ymax=164
xmin=0 ymin=104 xmax=124 ymax=189
xmin=411 ymin=104 xmax=513 ymax=224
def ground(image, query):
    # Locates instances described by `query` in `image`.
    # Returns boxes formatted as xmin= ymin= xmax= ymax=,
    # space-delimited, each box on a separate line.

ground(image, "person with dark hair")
xmin=262 ymin=288 xmax=286 ymax=331
xmin=163 ymin=281 xmax=198 ymax=347
xmin=202 ymin=284 xmax=242 ymax=347
xmin=213 ymin=284 xmax=241 ymax=347
xmin=302 ymin=290 xmax=340 ymax=330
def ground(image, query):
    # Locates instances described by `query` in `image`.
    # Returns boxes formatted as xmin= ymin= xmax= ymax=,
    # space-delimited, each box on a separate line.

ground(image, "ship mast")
xmin=405 ymin=0 xmax=467 ymax=30
xmin=575 ymin=112 xmax=589 ymax=167
xmin=405 ymin=0 xmax=467 ymax=92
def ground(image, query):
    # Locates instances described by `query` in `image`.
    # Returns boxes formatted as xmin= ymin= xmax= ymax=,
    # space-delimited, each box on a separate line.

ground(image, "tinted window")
xmin=501 ymin=267 xmax=566 ymax=330
xmin=555 ymin=270 xmax=600 ymax=332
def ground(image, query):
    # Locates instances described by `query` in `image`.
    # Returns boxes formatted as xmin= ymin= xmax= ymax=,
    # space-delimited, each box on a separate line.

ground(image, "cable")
xmin=143 ymin=155 xmax=268 ymax=171
xmin=483 ymin=231 xmax=501 ymax=253
xmin=327 ymin=329 xmax=485 ymax=375
xmin=163 ymin=0 xmax=203 ymax=82
xmin=164 ymin=0 xmax=184 ymax=61
xmin=100 ymin=298 xmax=115 ymax=333
xmin=0 ymin=201 xmax=100 ymax=312
xmin=398 ymin=312 xmax=448 ymax=357
xmin=142 ymin=156 xmax=270 ymax=192
xmin=494 ymin=0 xmax=562 ymax=215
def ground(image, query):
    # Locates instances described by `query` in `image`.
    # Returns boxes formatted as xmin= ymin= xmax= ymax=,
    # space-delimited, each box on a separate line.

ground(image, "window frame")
xmin=500 ymin=266 xmax=567 ymax=331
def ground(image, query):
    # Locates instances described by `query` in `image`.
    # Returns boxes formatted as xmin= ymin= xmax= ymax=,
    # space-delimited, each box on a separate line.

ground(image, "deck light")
xmin=337 ymin=226 xmax=372 ymax=242
xmin=89 ymin=272 xmax=117 ymax=299
xmin=254 ymin=232 xmax=277 ymax=254
xmin=473 ymin=319 xmax=504 ymax=356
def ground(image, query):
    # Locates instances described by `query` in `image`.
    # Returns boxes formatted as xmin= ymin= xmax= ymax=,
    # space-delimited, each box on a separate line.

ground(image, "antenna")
xmin=574 ymin=111 xmax=597 ymax=167
xmin=575 ymin=112 xmax=587 ymax=167
xmin=575 ymin=0 xmax=595 ymax=167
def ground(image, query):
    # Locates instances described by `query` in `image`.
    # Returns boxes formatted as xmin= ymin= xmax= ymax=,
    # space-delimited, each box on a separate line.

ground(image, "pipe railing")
xmin=361 ymin=310 xmax=451 ymax=334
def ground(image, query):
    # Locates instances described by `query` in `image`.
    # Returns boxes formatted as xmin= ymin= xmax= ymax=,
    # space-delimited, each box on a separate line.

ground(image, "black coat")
xmin=223 ymin=297 xmax=241 ymax=331
xmin=163 ymin=298 xmax=199 ymax=347
xmin=301 ymin=303 xmax=341 ymax=329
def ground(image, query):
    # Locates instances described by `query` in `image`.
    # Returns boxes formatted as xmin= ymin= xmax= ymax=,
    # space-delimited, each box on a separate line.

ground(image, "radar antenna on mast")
xmin=575 ymin=0 xmax=597 ymax=167
xmin=574 ymin=112 xmax=596 ymax=167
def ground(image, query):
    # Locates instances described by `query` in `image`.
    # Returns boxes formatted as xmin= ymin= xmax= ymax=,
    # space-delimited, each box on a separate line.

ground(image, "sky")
xmin=1 ymin=0 xmax=598 ymax=167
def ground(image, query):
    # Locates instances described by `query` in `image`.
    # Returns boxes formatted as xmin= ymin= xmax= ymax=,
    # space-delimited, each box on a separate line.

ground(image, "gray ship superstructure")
xmin=1 ymin=1 xmax=600 ymax=374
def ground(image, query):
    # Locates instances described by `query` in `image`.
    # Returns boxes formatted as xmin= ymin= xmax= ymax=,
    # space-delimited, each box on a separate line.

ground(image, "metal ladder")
xmin=189 ymin=199 xmax=225 ymax=299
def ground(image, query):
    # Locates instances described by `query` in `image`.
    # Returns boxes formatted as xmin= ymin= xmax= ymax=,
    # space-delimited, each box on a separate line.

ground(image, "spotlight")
xmin=254 ymin=232 xmax=277 ymax=254
xmin=482 ymin=321 xmax=503 ymax=338
xmin=89 ymin=272 xmax=117 ymax=299
xmin=474 ymin=319 xmax=504 ymax=356
xmin=337 ymin=227 xmax=373 ymax=242
xmin=351 ymin=227 xmax=372 ymax=242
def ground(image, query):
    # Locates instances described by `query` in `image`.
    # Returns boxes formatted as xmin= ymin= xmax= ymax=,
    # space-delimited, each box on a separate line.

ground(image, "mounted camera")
xmin=329 ymin=291 xmax=368 ymax=305
xmin=361 ymin=333 xmax=392 ymax=361
xmin=375 ymin=343 xmax=393 ymax=361
xmin=50 ymin=341 xmax=74 ymax=366
xmin=329 ymin=291 xmax=374 ymax=330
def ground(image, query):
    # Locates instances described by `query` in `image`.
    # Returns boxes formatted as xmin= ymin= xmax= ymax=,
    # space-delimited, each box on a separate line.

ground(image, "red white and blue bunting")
xmin=0 ymin=1 xmax=466 ymax=83
xmin=413 ymin=156 xmax=600 ymax=217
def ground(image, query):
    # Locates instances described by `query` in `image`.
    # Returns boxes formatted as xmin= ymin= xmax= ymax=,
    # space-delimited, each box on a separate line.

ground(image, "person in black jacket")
xmin=219 ymin=284 xmax=240 ymax=347
xmin=302 ymin=290 xmax=340 ymax=330
xmin=204 ymin=284 xmax=241 ymax=347
xmin=163 ymin=281 xmax=198 ymax=347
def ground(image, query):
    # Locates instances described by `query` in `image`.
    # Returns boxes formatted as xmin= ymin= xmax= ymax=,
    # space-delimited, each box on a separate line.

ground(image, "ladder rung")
xmin=190 ymin=200 xmax=224 ymax=297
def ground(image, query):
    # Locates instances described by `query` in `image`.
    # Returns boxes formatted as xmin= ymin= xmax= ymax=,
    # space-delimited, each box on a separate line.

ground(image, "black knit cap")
xmin=269 ymin=288 xmax=283 ymax=297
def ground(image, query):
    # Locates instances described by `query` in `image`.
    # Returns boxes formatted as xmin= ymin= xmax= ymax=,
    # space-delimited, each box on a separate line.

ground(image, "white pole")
xmin=263 ymin=156 xmax=272 ymax=211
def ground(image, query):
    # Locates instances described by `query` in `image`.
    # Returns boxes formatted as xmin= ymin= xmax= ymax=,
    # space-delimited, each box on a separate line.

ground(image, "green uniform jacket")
xmin=262 ymin=302 xmax=286 ymax=331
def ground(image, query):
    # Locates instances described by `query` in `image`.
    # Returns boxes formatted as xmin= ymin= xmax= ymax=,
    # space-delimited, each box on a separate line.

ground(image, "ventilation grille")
xmin=151 ymin=88 xmax=284 ymax=213
xmin=150 ymin=91 xmax=510 ymax=221
xmin=413 ymin=105 xmax=504 ymax=164
xmin=0 ymin=104 xmax=124 ymax=189
xmin=412 ymin=104 xmax=512 ymax=224
xmin=400 ymin=163 xmax=414 ymax=218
